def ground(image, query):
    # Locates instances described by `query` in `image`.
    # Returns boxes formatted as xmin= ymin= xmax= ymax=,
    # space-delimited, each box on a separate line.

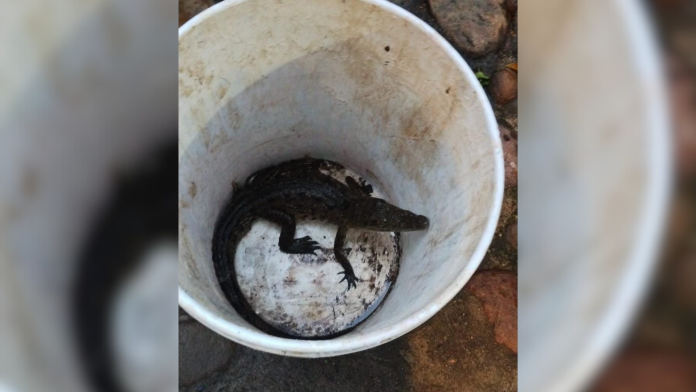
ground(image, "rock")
xmin=499 ymin=124 xmax=517 ymax=188
xmin=465 ymin=270 xmax=517 ymax=353
xmin=506 ymin=222 xmax=517 ymax=249
xmin=490 ymin=68 xmax=517 ymax=105
xmin=179 ymin=321 xmax=235 ymax=386
xmin=429 ymin=0 xmax=509 ymax=57
xmin=505 ymin=0 xmax=517 ymax=14
xmin=190 ymin=336 xmax=415 ymax=392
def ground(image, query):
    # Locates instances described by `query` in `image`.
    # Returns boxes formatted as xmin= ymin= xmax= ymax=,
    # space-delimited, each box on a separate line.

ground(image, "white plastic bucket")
xmin=178 ymin=0 xmax=503 ymax=357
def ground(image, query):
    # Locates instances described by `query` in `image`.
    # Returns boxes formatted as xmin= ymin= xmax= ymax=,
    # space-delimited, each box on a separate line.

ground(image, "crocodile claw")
xmin=337 ymin=271 xmax=358 ymax=291
xmin=287 ymin=236 xmax=321 ymax=255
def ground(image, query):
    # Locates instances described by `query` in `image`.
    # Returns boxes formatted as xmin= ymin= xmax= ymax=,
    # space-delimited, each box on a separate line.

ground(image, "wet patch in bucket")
xmin=214 ymin=158 xmax=410 ymax=339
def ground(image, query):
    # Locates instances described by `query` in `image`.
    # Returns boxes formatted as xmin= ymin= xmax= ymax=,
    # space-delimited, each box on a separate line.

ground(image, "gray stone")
xmin=429 ymin=0 xmax=509 ymax=57
xmin=186 ymin=339 xmax=412 ymax=392
xmin=179 ymin=321 xmax=235 ymax=387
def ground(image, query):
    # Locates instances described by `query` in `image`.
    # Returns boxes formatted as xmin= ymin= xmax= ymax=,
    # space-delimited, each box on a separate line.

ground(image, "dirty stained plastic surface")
xmin=178 ymin=0 xmax=503 ymax=357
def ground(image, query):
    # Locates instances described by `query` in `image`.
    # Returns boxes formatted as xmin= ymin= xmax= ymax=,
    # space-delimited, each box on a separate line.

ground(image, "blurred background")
xmin=0 ymin=1 xmax=178 ymax=392
xmin=520 ymin=0 xmax=695 ymax=391
xmin=0 ymin=0 xmax=693 ymax=392
xmin=591 ymin=0 xmax=696 ymax=390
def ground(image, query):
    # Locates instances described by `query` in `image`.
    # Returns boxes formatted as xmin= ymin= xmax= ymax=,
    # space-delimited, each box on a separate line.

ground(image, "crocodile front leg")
xmin=334 ymin=225 xmax=358 ymax=290
xmin=258 ymin=209 xmax=321 ymax=255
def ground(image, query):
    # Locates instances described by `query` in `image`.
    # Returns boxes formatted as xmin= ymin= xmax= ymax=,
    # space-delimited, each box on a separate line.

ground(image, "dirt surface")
xmin=179 ymin=0 xmax=518 ymax=390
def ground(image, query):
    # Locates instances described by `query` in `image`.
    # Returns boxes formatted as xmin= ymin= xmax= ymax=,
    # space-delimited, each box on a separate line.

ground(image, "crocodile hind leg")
xmin=334 ymin=226 xmax=358 ymax=290
xmin=258 ymin=209 xmax=321 ymax=255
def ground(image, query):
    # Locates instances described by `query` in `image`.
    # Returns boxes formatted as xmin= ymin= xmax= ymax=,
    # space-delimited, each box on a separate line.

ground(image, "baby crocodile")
xmin=212 ymin=158 xmax=429 ymax=337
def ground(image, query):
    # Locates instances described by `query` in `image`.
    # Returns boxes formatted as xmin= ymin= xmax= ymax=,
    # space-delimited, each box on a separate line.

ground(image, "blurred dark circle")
xmin=71 ymin=142 xmax=177 ymax=392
